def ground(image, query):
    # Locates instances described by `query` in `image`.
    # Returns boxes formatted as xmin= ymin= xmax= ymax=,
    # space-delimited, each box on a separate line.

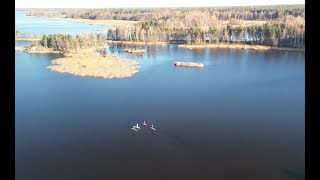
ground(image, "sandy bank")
xmin=47 ymin=48 xmax=139 ymax=79
xmin=174 ymin=62 xmax=204 ymax=68
xmin=178 ymin=44 xmax=305 ymax=52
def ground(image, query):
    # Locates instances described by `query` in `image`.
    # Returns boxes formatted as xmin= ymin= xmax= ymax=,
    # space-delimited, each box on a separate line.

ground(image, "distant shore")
xmin=106 ymin=40 xmax=167 ymax=45
xmin=16 ymin=37 xmax=304 ymax=52
xmin=178 ymin=44 xmax=305 ymax=52
xmin=106 ymin=40 xmax=304 ymax=52
xmin=50 ymin=17 xmax=139 ymax=27
xmin=15 ymin=37 xmax=41 ymax=41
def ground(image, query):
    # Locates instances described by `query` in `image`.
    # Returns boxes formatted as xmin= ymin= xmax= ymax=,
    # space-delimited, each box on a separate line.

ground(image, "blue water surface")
xmin=15 ymin=11 xmax=305 ymax=180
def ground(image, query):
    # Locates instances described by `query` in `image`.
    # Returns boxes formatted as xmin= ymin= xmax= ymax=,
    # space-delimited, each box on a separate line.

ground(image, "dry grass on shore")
xmin=178 ymin=44 xmax=305 ymax=52
xmin=47 ymin=48 xmax=139 ymax=79
xmin=107 ymin=40 xmax=304 ymax=52
xmin=106 ymin=40 xmax=167 ymax=45
xmin=16 ymin=44 xmax=109 ymax=54
xmin=15 ymin=46 xmax=60 ymax=54
xmin=175 ymin=62 xmax=204 ymax=68
xmin=16 ymin=44 xmax=139 ymax=79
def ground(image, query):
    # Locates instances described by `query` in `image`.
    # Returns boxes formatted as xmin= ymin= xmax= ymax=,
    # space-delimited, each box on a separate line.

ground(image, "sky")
xmin=15 ymin=0 xmax=305 ymax=8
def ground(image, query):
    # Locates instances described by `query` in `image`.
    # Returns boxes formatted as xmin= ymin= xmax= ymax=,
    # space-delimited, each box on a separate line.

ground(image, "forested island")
xmin=16 ymin=33 xmax=139 ymax=79
xmin=20 ymin=5 xmax=304 ymax=49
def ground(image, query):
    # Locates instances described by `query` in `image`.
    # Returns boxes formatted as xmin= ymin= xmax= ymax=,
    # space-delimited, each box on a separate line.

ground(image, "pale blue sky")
xmin=16 ymin=0 xmax=305 ymax=8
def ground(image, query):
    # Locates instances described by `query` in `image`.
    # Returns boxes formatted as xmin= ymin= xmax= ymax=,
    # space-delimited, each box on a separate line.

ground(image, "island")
xmin=123 ymin=48 xmax=145 ymax=53
xmin=174 ymin=62 xmax=204 ymax=68
xmin=48 ymin=48 xmax=139 ymax=79
xmin=16 ymin=33 xmax=139 ymax=79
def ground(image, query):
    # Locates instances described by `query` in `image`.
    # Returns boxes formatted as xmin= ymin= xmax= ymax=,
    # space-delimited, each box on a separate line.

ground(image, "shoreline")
xmin=25 ymin=15 xmax=267 ymax=28
xmin=16 ymin=46 xmax=139 ymax=79
xmin=16 ymin=38 xmax=305 ymax=52
xmin=15 ymin=46 xmax=61 ymax=54
xmin=178 ymin=44 xmax=305 ymax=52
xmin=15 ymin=37 xmax=41 ymax=41
xmin=16 ymin=44 xmax=109 ymax=53
xmin=26 ymin=15 xmax=139 ymax=27
xmin=106 ymin=40 xmax=304 ymax=52
xmin=106 ymin=40 xmax=168 ymax=45
xmin=49 ymin=17 xmax=139 ymax=27
xmin=48 ymin=48 xmax=139 ymax=79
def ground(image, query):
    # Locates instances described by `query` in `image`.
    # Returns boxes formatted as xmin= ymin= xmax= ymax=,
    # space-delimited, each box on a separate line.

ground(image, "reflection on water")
xmin=16 ymin=44 xmax=304 ymax=180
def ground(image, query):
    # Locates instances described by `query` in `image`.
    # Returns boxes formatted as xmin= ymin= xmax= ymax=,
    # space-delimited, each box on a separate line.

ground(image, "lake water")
xmin=15 ymin=11 xmax=109 ymax=35
xmin=15 ymin=12 xmax=305 ymax=180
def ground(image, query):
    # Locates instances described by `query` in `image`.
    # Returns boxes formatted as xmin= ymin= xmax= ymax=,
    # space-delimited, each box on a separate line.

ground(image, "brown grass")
xmin=16 ymin=46 xmax=61 ymax=54
xmin=16 ymin=45 xmax=138 ymax=79
xmin=106 ymin=40 xmax=167 ymax=45
xmin=47 ymin=48 xmax=139 ymax=79
xmin=16 ymin=44 xmax=109 ymax=54
xmin=178 ymin=43 xmax=305 ymax=52
xmin=175 ymin=62 xmax=204 ymax=68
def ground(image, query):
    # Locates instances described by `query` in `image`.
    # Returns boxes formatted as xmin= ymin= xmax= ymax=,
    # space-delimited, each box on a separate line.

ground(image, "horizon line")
xmin=15 ymin=4 xmax=305 ymax=9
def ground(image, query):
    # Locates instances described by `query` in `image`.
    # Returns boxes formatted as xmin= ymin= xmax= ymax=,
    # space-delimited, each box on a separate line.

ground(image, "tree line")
xmin=33 ymin=33 xmax=106 ymax=51
xmin=25 ymin=5 xmax=304 ymax=21
xmin=106 ymin=15 xmax=304 ymax=48
xmin=21 ymin=5 xmax=304 ymax=48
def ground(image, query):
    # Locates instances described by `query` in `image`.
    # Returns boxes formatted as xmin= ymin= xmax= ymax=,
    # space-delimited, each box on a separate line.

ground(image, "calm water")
xmin=15 ymin=11 xmax=109 ymax=35
xmin=16 ymin=12 xmax=305 ymax=180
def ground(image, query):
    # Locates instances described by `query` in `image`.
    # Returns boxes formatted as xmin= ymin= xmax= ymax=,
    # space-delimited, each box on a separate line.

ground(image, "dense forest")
xmin=21 ymin=5 xmax=305 ymax=48
xmin=25 ymin=5 xmax=304 ymax=21
xmin=29 ymin=33 xmax=106 ymax=51
xmin=108 ymin=15 xmax=304 ymax=48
